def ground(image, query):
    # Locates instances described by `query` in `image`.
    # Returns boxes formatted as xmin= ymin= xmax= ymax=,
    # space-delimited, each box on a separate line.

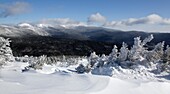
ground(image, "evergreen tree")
xmin=156 ymin=45 xmax=170 ymax=73
xmin=76 ymin=64 xmax=86 ymax=73
xmin=30 ymin=55 xmax=47 ymax=70
xmin=96 ymin=54 xmax=107 ymax=68
xmin=0 ymin=37 xmax=14 ymax=67
xmin=128 ymin=35 xmax=154 ymax=62
xmin=108 ymin=45 xmax=118 ymax=63
xmin=89 ymin=52 xmax=99 ymax=67
xmin=153 ymin=41 xmax=165 ymax=61
xmin=128 ymin=36 xmax=143 ymax=62
xmin=118 ymin=42 xmax=129 ymax=62
xmin=163 ymin=45 xmax=170 ymax=63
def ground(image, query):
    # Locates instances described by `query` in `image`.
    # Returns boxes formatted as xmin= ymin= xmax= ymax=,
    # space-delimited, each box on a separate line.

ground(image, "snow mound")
xmin=0 ymin=67 xmax=170 ymax=94
xmin=36 ymin=64 xmax=56 ymax=74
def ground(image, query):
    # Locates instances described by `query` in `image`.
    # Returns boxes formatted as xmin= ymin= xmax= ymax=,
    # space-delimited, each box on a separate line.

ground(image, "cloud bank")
xmin=0 ymin=2 xmax=30 ymax=18
xmin=38 ymin=13 xmax=170 ymax=32
xmin=104 ymin=14 xmax=170 ymax=27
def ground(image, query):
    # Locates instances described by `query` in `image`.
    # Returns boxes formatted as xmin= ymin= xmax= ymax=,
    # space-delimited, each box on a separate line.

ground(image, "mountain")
xmin=1 ymin=23 xmax=170 ymax=56
xmin=1 ymin=23 xmax=170 ymax=43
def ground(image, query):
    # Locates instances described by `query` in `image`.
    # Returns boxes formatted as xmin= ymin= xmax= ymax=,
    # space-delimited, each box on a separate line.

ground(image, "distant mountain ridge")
xmin=1 ymin=23 xmax=170 ymax=43
xmin=1 ymin=23 xmax=170 ymax=56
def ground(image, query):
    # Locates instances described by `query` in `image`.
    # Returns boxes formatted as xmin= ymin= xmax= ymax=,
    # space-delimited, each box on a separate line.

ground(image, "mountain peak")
xmin=18 ymin=23 xmax=32 ymax=27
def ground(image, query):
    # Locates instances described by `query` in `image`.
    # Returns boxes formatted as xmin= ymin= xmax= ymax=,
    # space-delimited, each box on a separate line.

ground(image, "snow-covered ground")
xmin=0 ymin=61 xmax=170 ymax=94
xmin=0 ymin=34 xmax=170 ymax=94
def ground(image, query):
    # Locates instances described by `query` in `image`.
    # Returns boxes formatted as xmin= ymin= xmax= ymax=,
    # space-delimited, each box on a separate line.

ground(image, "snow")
xmin=18 ymin=23 xmax=32 ymax=27
xmin=18 ymin=23 xmax=35 ymax=31
xmin=0 ymin=35 xmax=170 ymax=94
xmin=91 ymin=77 xmax=170 ymax=94
xmin=0 ymin=66 xmax=110 ymax=94
xmin=36 ymin=64 xmax=56 ymax=74
xmin=37 ymin=24 xmax=52 ymax=28
xmin=0 ymin=61 xmax=170 ymax=94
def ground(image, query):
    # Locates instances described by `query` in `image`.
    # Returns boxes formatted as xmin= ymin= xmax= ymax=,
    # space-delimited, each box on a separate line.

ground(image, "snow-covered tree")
xmin=163 ymin=45 xmax=170 ymax=63
xmin=96 ymin=54 xmax=107 ymax=68
xmin=108 ymin=45 xmax=118 ymax=64
xmin=155 ymin=45 xmax=170 ymax=73
xmin=75 ymin=34 xmax=170 ymax=75
xmin=128 ymin=35 xmax=154 ymax=62
xmin=62 ymin=55 xmax=66 ymax=62
xmin=156 ymin=61 xmax=170 ymax=73
xmin=91 ymin=53 xmax=114 ymax=76
xmin=118 ymin=42 xmax=129 ymax=62
xmin=142 ymin=34 xmax=153 ymax=46
xmin=0 ymin=37 xmax=14 ymax=67
xmin=147 ymin=41 xmax=164 ymax=62
xmin=88 ymin=52 xmax=99 ymax=67
xmin=29 ymin=55 xmax=47 ymax=70
xmin=145 ymin=41 xmax=164 ymax=63
xmin=76 ymin=64 xmax=86 ymax=73
xmin=128 ymin=36 xmax=143 ymax=62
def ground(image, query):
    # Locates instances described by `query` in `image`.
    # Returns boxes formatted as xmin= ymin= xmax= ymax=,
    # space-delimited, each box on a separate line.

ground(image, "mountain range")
xmin=0 ymin=23 xmax=170 ymax=42
xmin=1 ymin=23 xmax=170 ymax=56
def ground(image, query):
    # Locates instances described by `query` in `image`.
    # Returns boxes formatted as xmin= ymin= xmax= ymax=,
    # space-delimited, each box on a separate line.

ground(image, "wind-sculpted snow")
xmin=0 ymin=63 xmax=110 ymax=94
xmin=0 ymin=61 xmax=170 ymax=94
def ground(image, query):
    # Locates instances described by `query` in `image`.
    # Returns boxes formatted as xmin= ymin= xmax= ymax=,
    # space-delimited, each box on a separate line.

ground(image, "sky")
xmin=0 ymin=0 xmax=170 ymax=32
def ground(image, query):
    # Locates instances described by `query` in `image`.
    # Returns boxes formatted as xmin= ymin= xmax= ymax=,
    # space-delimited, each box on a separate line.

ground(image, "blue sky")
xmin=0 ymin=0 xmax=170 ymax=32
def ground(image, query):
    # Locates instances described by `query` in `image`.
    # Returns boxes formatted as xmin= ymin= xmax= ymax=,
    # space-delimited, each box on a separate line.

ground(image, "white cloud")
xmin=28 ymin=13 xmax=170 ymax=32
xmin=104 ymin=14 xmax=170 ymax=27
xmin=0 ymin=2 xmax=30 ymax=18
xmin=88 ymin=13 xmax=106 ymax=24
xmin=39 ymin=18 xmax=86 ymax=26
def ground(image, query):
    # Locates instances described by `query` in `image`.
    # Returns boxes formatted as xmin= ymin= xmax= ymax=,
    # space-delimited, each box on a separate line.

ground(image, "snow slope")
xmin=0 ymin=69 xmax=170 ymax=94
xmin=0 ymin=61 xmax=170 ymax=94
